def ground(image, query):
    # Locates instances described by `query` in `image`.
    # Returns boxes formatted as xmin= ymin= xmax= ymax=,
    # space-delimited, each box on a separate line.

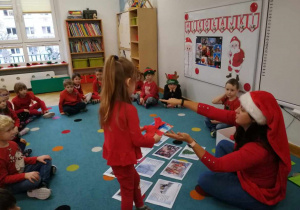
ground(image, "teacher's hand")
xmin=160 ymin=98 xmax=182 ymax=106
xmin=164 ymin=130 xmax=193 ymax=144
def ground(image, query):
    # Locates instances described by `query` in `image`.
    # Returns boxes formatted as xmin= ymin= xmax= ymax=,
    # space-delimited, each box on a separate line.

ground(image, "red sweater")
xmin=7 ymin=101 xmax=13 ymax=110
xmin=103 ymin=101 xmax=155 ymax=166
xmin=74 ymin=84 xmax=85 ymax=99
xmin=12 ymin=92 xmax=47 ymax=114
xmin=221 ymin=96 xmax=240 ymax=111
xmin=140 ymin=81 xmax=159 ymax=101
xmin=134 ymin=80 xmax=144 ymax=94
xmin=0 ymin=108 xmax=20 ymax=128
xmin=92 ymin=79 xmax=102 ymax=96
xmin=197 ymin=103 xmax=285 ymax=205
xmin=59 ymin=89 xmax=82 ymax=113
xmin=0 ymin=141 xmax=37 ymax=188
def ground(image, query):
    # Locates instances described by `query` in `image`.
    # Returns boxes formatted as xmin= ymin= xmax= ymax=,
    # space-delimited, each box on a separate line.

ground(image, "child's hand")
xmin=20 ymin=138 xmax=27 ymax=144
xmin=37 ymin=155 xmax=52 ymax=164
xmin=24 ymin=109 xmax=30 ymax=113
xmin=25 ymin=171 xmax=40 ymax=183
xmin=136 ymin=91 xmax=141 ymax=94
xmin=210 ymin=120 xmax=219 ymax=124
xmin=153 ymin=134 xmax=162 ymax=143
xmin=14 ymin=126 xmax=18 ymax=134
xmin=140 ymin=98 xmax=144 ymax=105
xmin=61 ymin=112 xmax=65 ymax=115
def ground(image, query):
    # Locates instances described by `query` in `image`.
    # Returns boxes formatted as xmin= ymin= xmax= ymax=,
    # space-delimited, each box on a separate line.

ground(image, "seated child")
xmin=59 ymin=79 xmax=87 ymax=116
xmin=91 ymin=68 xmax=103 ymax=103
xmin=0 ymin=188 xmax=20 ymax=210
xmin=72 ymin=73 xmax=92 ymax=104
xmin=205 ymin=78 xmax=240 ymax=138
xmin=0 ymin=88 xmax=13 ymax=110
xmin=0 ymin=115 xmax=56 ymax=200
xmin=162 ymin=71 xmax=182 ymax=108
xmin=12 ymin=82 xmax=55 ymax=123
xmin=137 ymin=67 xmax=159 ymax=109
xmin=132 ymin=72 xmax=144 ymax=101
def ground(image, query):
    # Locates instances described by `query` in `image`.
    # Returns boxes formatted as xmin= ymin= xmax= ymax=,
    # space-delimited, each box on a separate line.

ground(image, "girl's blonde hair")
xmin=0 ymin=115 xmax=14 ymax=132
xmin=99 ymin=55 xmax=138 ymax=127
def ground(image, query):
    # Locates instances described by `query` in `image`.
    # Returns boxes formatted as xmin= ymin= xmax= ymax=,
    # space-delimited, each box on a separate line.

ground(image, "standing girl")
xmin=100 ymin=55 xmax=161 ymax=210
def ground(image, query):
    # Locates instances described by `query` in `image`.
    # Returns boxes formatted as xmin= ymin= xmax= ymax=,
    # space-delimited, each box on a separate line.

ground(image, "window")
xmin=0 ymin=0 xmax=61 ymax=64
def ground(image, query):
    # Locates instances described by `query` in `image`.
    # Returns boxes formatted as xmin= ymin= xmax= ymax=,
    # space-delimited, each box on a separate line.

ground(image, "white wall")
xmin=54 ymin=0 xmax=120 ymax=72
xmin=156 ymin=0 xmax=300 ymax=147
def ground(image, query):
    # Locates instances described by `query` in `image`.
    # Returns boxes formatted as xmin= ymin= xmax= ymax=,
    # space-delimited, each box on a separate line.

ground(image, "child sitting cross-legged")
xmin=72 ymin=73 xmax=92 ymax=104
xmin=162 ymin=71 xmax=182 ymax=108
xmin=132 ymin=72 xmax=144 ymax=102
xmin=91 ymin=68 xmax=103 ymax=104
xmin=59 ymin=79 xmax=87 ymax=116
xmin=137 ymin=67 xmax=159 ymax=109
xmin=0 ymin=115 xmax=56 ymax=200
xmin=12 ymin=82 xmax=55 ymax=123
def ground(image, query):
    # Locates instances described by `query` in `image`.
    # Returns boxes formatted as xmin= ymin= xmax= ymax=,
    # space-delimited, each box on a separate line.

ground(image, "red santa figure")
xmin=184 ymin=37 xmax=193 ymax=77
xmin=227 ymin=36 xmax=245 ymax=81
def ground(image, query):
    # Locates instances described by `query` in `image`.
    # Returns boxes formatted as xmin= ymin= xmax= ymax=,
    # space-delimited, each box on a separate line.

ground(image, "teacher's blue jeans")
xmin=198 ymin=140 xmax=274 ymax=210
xmin=204 ymin=117 xmax=231 ymax=131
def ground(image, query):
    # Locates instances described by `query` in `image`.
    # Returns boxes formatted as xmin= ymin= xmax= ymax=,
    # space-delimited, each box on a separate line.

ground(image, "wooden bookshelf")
xmin=65 ymin=19 xmax=105 ymax=74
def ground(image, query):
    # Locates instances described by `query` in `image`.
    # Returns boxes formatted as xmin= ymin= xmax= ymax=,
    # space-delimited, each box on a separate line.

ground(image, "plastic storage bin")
xmin=89 ymin=57 xmax=104 ymax=67
xmin=86 ymin=74 xmax=96 ymax=83
xmin=73 ymin=58 xmax=88 ymax=69
xmin=130 ymin=17 xmax=138 ymax=25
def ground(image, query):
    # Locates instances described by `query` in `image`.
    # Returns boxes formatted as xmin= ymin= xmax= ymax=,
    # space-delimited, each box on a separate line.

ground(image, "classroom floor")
xmin=12 ymin=90 xmax=300 ymax=210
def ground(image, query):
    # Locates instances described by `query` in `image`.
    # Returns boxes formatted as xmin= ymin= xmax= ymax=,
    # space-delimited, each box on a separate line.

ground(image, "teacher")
xmin=161 ymin=91 xmax=291 ymax=209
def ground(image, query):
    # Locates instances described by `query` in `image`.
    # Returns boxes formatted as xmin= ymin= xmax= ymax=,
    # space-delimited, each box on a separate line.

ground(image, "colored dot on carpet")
xmin=98 ymin=129 xmax=104 ymax=133
xmin=30 ymin=127 xmax=40 ymax=132
xmin=211 ymin=148 xmax=216 ymax=154
xmin=291 ymin=161 xmax=296 ymax=166
xmin=103 ymin=175 xmax=114 ymax=181
xmin=190 ymin=190 xmax=205 ymax=200
xmin=66 ymin=164 xmax=79 ymax=172
xmin=149 ymin=114 xmax=157 ymax=117
xmin=53 ymin=146 xmax=64 ymax=152
xmin=74 ymin=119 xmax=82 ymax=122
xmin=178 ymin=159 xmax=188 ymax=162
xmin=178 ymin=113 xmax=186 ymax=116
xmin=26 ymin=142 xmax=30 ymax=146
xmin=55 ymin=205 xmax=71 ymax=210
xmin=53 ymin=116 xmax=60 ymax=120
xmin=92 ymin=147 xmax=102 ymax=152
xmin=62 ymin=130 xmax=70 ymax=134
xmin=192 ymin=127 xmax=201 ymax=132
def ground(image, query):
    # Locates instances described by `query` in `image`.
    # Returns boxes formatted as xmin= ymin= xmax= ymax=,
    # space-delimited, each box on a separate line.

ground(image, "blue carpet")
xmin=16 ymin=101 xmax=300 ymax=210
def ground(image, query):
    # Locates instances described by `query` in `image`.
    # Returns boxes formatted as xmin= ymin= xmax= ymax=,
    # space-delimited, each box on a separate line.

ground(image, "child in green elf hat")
xmin=137 ymin=67 xmax=159 ymax=109
xmin=162 ymin=71 xmax=182 ymax=108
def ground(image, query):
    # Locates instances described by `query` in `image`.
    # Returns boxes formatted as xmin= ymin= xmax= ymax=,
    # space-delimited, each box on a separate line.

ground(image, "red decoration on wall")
xmin=185 ymin=14 xmax=189 ymax=20
xmin=250 ymin=2 xmax=258 ymax=13
xmin=195 ymin=68 xmax=199 ymax=74
xmin=244 ymin=83 xmax=251 ymax=92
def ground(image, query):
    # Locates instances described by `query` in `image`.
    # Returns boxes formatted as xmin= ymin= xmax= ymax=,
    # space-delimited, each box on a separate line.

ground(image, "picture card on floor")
xmin=103 ymin=167 xmax=115 ymax=178
xmin=160 ymin=159 xmax=192 ymax=180
xmin=136 ymin=157 xmax=165 ymax=178
xmin=145 ymin=179 xmax=182 ymax=209
xmin=112 ymin=179 xmax=153 ymax=202
xmin=137 ymin=147 xmax=154 ymax=163
xmin=178 ymin=145 xmax=206 ymax=160
xmin=153 ymin=122 xmax=173 ymax=146
xmin=153 ymin=143 xmax=182 ymax=160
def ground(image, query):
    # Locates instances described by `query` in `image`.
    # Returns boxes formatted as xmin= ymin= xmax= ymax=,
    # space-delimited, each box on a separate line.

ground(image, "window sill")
xmin=0 ymin=63 xmax=68 ymax=71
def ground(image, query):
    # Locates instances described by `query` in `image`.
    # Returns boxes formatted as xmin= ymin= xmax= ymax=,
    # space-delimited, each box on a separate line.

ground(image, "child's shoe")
xmin=27 ymin=187 xmax=51 ymax=200
xmin=136 ymin=205 xmax=152 ymax=210
xmin=23 ymin=149 xmax=32 ymax=157
xmin=80 ymin=108 xmax=88 ymax=112
xmin=50 ymin=165 xmax=57 ymax=176
xmin=64 ymin=112 xmax=70 ymax=116
xmin=43 ymin=112 xmax=55 ymax=119
xmin=210 ymin=130 xmax=216 ymax=138
xmin=19 ymin=127 xmax=30 ymax=136
xmin=145 ymin=103 xmax=150 ymax=109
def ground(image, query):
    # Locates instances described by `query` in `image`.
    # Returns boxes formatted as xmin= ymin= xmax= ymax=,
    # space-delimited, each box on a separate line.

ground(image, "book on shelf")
xmin=67 ymin=22 xmax=102 ymax=37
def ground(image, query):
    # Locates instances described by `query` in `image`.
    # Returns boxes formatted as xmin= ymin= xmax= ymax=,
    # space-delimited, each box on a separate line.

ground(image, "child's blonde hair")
xmin=0 ymin=115 xmax=14 ymax=132
xmin=99 ymin=55 xmax=138 ymax=127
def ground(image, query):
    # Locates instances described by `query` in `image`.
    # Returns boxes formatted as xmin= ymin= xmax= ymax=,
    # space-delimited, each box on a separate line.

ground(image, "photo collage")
xmin=195 ymin=36 xmax=223 ymax=68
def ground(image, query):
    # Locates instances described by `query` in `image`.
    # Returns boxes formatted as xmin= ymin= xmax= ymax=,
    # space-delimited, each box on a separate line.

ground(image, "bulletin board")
xmin=184 ymin=0 xmax=262 ymax=92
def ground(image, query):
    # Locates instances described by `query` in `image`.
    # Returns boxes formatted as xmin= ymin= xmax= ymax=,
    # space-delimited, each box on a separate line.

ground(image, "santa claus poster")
xmin=184 ymin=1 xmax=262 ymax=92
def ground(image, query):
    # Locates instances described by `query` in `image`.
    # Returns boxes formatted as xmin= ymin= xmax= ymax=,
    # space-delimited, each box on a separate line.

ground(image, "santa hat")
xmin=144 ymin=67 xmax=156 ymax=77
xmin=186 ymin=37 xmax=192 ymax=43
xmin=230 ymin=36 xmax=240 ymax=46
xmin=239 ymin=91 xmax=291 ymax=204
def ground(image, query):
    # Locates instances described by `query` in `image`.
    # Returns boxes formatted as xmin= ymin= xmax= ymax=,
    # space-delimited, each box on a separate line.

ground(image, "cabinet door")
xmin=118 ymin=12 xmax=131 ymax=49
xmin=119 ymin=49 xmax=131 ymax=61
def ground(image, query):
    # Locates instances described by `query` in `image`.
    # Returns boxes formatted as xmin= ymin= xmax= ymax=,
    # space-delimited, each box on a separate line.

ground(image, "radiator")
xmin=0 ymin=71 xmax=55 ymax=91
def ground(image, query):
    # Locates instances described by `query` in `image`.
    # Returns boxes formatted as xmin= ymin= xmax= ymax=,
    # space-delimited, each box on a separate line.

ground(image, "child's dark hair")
xmin=72 ymin=73 xmax=81 ymax=80
xmin=99 ymin=55 xmax=138 ymax=127
xmin=63 ymin=79 xmax=74 ymax=87
xmin=226 ymin=78 xmax=239 ymax=90
xmin=0 ymin=188 xmax=17 ymax=210
xmin=95 ymin=68 xmax=103 ymax=73
xmin=14 ymin=82 xmax=27 ymax=94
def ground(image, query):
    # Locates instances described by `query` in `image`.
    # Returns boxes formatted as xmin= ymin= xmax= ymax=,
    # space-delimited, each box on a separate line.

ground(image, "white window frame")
xmin=0 ymin=0 xmax=63 ymax=65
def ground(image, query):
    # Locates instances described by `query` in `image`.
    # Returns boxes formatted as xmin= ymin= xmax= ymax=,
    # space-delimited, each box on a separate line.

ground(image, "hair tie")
xmin=114 ymin=55 xmax=119 ymax=61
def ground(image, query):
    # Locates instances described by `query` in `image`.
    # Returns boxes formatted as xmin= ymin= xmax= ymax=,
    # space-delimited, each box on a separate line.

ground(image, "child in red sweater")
xmin=132 ymin=72 xmax=144 ymax=101
xmin=100 ymin=55 xmax=161 ymax=210
xmin=12 ymin=83 xmax=55 ymax=123
xmin=72 ymin=73 xmax=92 ymax=104
xmin=137 ymin=67 xmax=159 ymax=109
xmin=0 ymin=88 xmax=13 ymax=110
xmin=91 ymin=68 xmax=102 ymax=103
xmin=205 ymin=78 xmax=240 ymax=138
xmin=0 ymin=115 xmax=56 ymax=200
xmin=59 ymin=79 xmax=87 ymax=116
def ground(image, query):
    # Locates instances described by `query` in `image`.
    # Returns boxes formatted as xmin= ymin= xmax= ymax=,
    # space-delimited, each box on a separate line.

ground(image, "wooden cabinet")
xmin=65 ymin=19 xmax=105 ymax=74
